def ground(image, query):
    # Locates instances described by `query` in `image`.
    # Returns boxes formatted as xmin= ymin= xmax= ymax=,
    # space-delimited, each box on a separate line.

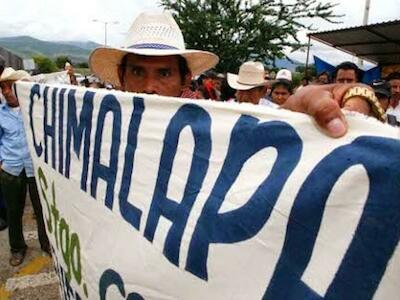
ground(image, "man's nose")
xmin=142 ymin=76 xmax=158 ymax=94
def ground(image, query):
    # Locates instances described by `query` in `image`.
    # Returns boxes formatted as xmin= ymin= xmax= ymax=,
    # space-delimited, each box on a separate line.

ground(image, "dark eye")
xmin=129 ymin=67 xmax=144 ymax=77
xmin=159 ymin=69 xmax=172 ymax=77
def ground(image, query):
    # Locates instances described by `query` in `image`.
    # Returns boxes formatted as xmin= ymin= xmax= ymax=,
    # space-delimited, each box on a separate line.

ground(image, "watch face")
xmin=387 ymin=114 xmax=399 ymax=126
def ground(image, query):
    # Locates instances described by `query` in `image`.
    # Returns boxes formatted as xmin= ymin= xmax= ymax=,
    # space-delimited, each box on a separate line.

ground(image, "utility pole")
xmin=363 ymin=0 xmax=371 ymax=25
xmin=93 ymin=19 xmax=119 ymax=47
xmin=359 ymin=0 xmax=371 ymax=66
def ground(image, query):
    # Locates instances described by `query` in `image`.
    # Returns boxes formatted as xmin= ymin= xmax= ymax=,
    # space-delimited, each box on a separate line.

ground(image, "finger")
xmin=283 ymin=88 xmax=348 ymax=138
xmin=307 ymin=92 xmax=348 ymax=138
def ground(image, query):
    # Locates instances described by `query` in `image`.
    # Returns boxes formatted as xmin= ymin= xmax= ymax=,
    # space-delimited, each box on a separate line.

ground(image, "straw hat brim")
xmin=0 ymin=68 xmax=30 ymax=82
xmin=89 ymin=47 xmax=219 ymax=87
xmin=227 ymin=73 xmax=267 ymax=91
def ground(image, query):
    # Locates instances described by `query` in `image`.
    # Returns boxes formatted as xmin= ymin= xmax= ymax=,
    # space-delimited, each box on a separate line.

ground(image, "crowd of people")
xmin=66 ymin=57 xmax=400 ymax=128
xmin=0 ymin=10 xmax=398 ymax=268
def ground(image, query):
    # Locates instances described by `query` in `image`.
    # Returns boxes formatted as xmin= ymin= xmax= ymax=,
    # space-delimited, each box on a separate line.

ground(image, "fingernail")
xmin=326 ymin=118 xmax=346 ymax=137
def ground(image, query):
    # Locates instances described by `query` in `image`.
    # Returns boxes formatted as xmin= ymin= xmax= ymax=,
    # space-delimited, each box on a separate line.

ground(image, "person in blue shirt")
xmin=0 ymin=55 xmax=6 ymax=231
xmin=0 ymin=68 xmax=50 ymax=266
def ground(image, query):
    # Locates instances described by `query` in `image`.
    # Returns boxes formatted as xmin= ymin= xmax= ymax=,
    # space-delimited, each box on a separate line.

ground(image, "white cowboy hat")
xmin=227 ymin=61 xmax=267 ymax=90
xmin=90 ymin=11 xmax=219 ymax=87
xmin=0 ymin=67 xmax=30 ymax=82
xmin=276 ymin=69 xmax=292 ymax=81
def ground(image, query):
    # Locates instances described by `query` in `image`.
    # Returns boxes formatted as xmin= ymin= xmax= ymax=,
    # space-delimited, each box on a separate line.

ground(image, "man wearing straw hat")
xmin=227 ymin=61 xmax=270 ymax=105
xmin=90 ymin=11 xmax=384 ymax=138
xmin=0 ymin=55 xmax=6 ymax=232
xmin=0 ymin=68 xmax=50 ymax=266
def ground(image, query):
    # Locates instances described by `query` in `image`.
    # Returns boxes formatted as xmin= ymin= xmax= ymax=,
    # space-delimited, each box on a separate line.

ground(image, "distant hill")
xmin=57 ymin=41 xmax=102 ymax=51
xmin=0 ymin=36 xmax=101 ymax=63
xmin=0 ymin=35 xmax=303 ymax=70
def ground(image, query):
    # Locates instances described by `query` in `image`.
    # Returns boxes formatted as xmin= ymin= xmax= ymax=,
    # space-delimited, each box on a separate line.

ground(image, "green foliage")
xmin=296 ymin=64 xmax=317 ymax=77
xmin=74 ymin=68 xmax=91 ymax=76
xmin=160 ymin=0 xmax=341 ymax=72
xmin=76 ymin=62 xmax=89 ymax=68
xmin=55 ymin=55 xmax=71 ymax=69
xmin=33 ymin=55 xmax=58 ymax=73
xmin=292 ymin=72 xmax=303 ymax=88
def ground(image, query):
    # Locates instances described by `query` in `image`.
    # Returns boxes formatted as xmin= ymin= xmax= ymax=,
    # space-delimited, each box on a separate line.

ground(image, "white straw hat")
xmin=90 ymin=11 xmax=219 ymax=87
xmin=0 ymin=67 xmax=30 ymax=82
xmin=227 ymin=61 xmax=267 ymax=90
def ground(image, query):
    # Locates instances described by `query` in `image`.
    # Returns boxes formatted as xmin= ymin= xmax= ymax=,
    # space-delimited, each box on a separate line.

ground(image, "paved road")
xmin=0 ymin=200 xmax=60 ymax=300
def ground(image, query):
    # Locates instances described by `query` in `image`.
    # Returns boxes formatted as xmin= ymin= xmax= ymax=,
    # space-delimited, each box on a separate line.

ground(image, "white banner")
xmin=16 ymin=81 xmax=400 ymax=299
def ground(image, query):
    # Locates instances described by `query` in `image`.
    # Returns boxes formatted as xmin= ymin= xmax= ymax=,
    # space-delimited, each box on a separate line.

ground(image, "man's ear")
xmin=117 ymin=65 xmax=125 ymax=90
xmin=182 ymin=72 xmax=192 ymax=89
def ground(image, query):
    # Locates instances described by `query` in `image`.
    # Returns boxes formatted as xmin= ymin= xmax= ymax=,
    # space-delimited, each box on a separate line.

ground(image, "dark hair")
xmin=220 ymin=78 xmax=236 ymax=101
xmin=204 ymin=70 xmax=218 ymax=79
xmin=177 ymin=56 xmax=190 ymax=83
xmin=119 ymin=54 xmax=190 ymax=85
xmin=270 ymin=79 xmax=293 ymax=94
xmin=317 ymin=71 xmax=330 ymax=78
xmin=0 ymin=54 xmax=5 ymax=75
xmin=317 ymin=71 xmax=331 ymax=83
xmin=386 ymin=72 xmax=400 ymax=81
xmin=334 ymin=61 xmax=361 ymax=81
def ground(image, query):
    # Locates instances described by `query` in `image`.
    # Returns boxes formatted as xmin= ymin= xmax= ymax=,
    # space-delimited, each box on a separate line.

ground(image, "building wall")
xmin=0 ymin=47 xmax=23 ymax=69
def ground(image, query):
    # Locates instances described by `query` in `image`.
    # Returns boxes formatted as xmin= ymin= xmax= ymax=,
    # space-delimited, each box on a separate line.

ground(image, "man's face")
xmin=271 ymin=86 xmax=291 ymax=105
xmin=235 ymin=86 xmax=265 ymax=105
xmin=335 ymin=69 xmax=357 ymax=84
xmin=0 ymin=81 xmax=19 ymax=107
xmin=213 ymin=78 xmax=222 ymax=91
xmin=389 ymin=79 xmax=400 ymax=98
xmin=319 ymin=74 xmax=329 ymax=84
xmin=120 ymin=54 xmax=189 ymax=97
xmin=376 ymin=94 xmax=390 ymax=112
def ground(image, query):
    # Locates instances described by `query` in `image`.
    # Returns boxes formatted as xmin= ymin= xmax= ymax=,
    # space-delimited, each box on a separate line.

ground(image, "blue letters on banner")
xmin=29 ymin=84 xmax=43 ymax=157
xmin=119 ymin=97 xmax=145 ymax=230
xmin=91 ymin=94 xmax=122 ymax=210
xmin=144 ymin=103 xmax=212 ymax=267
xmin=65 ymin=90 xmax=94 ymax=191
xmin=44 ymin=86 xmax=57 ymax=169
xmin=186 ymin=116 xmax=303 ymax=280
xmin=264 ymin=136 xmax=400 ymax=299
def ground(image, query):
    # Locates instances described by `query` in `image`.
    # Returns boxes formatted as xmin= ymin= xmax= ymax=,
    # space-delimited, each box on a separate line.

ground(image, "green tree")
xmin=33 ymin=56 xmax=58 ymax=73
xmin=296 ymin=64 xmax=317 ymax=77
xmin=160 ymin=0 xmax=341 ymax=72
xmin=76 ymin=62 xmax=89 ymax=68
xmin=54 ymin=55 xmax=71 ymax=69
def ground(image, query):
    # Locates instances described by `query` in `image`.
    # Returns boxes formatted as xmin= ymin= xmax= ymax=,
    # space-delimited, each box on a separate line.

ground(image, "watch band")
xmin=342 ymin=87 xmax=386 ymax=122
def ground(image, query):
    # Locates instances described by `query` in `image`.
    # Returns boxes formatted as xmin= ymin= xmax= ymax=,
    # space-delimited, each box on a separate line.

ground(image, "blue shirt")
xmin=0 ymin=104 xmax=34 ymax=177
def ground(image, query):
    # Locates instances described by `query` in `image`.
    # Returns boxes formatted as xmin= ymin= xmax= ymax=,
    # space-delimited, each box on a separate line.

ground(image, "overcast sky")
xmin=0 ymin=0 xmax=399 ymax=67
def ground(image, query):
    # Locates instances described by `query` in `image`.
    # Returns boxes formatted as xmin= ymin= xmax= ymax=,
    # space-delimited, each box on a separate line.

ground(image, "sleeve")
xmin=0 ymin=125 xmax=4 ymax=163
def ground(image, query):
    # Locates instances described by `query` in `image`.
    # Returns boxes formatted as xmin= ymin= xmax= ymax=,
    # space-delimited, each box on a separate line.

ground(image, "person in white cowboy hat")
xmin=0 ymin=67 xmax=51 ymax=266
xmin=89 ymin=10 xmax=382 ymax=138
xmin=90 ymin=11 xmax=218 ymax=97
xmin=227 ymin=61 xmax=269 ymax=105
xmin=0 ymin=55 xmax=6 ymax=232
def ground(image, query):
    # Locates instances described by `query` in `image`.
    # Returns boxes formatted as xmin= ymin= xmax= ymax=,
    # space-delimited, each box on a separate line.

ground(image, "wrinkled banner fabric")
xmin=16 ymin=81 xmax=400 ymax=300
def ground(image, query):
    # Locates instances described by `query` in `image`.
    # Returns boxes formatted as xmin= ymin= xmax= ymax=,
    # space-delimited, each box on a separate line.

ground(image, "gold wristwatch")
xmin=342 ymin=87 xmax=386 ymax=122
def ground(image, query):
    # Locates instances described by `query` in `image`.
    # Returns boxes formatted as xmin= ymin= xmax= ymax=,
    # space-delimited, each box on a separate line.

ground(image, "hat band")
xmin=237 ymin=79 xmax=264 ymax=86
xmin=128 ymin=43 xmax=179 ymax=50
